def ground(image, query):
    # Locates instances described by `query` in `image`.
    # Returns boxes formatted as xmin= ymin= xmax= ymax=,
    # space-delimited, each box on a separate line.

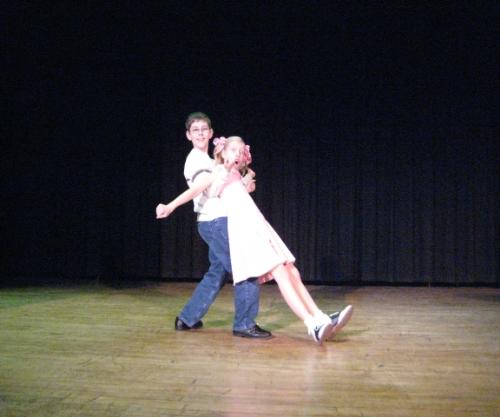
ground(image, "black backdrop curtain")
xmin=1 ymin=3 xmax=498 ymax=286
xmin=158 ymin=125 xmax=498 ymax=286
xmin=3 ymin=121 xmax=497 ymax=286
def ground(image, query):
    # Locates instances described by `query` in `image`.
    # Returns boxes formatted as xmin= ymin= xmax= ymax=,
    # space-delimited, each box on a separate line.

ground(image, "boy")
xmin=168 ymin=112 xmax=271 ymax=338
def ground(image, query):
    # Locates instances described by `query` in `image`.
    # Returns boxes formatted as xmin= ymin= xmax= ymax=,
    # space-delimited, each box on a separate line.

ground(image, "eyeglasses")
xmin=190 ymin=127 xmax=211 ymax=134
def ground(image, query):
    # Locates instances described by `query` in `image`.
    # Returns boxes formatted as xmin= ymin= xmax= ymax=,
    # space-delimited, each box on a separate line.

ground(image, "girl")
xmin=156 ymin=136 xmax=352 ymax=344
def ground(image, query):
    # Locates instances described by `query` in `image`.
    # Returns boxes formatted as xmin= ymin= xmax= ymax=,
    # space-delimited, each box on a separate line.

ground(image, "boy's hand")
xmin=156 ymin=203 xmax=173 ymax=219
xmin=246 ymin=179 xmax=256 ymax=193
xmin=244 ymin=168 xmax=256 ymax=180
xmin=243 ymin=168 xmax=256 ymax=193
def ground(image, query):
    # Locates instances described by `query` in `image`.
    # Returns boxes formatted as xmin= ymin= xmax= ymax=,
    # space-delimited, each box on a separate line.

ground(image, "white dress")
xmin=211 ymin=165 xmax=296 ymax=284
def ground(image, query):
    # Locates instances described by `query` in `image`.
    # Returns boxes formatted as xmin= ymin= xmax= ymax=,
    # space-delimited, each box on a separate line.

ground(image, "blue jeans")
xmin=178 ymin=217 xmax=260 ymax=331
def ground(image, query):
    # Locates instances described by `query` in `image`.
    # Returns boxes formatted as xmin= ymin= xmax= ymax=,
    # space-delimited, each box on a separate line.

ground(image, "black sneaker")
xmin=175 ymin=316 xmax=203 ymax=331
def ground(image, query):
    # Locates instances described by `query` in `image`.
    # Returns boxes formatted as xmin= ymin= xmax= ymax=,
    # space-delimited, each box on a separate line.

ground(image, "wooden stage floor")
xmin=0 ymin=283 xmax=498 ymax=417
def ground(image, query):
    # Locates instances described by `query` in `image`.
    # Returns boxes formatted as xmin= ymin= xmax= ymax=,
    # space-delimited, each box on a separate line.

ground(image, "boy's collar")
xmin=192 ymin=147 xmax=209 ymax=155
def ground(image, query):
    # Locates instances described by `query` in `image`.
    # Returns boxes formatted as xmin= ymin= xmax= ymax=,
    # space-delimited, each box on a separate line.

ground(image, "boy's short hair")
xmin=185 ymin=112 xmax=212 ymax=131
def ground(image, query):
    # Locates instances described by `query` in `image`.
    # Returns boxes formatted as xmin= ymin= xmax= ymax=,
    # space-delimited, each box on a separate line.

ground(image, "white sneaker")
xmin=309 ymin=321 xmax=334 ymax=345
xmin=327 ymin=305 xmax=353 ymax=340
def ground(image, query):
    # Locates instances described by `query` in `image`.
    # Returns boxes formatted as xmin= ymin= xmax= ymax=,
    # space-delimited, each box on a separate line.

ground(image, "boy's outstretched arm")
xmin=156 ymin=173 xmax=215 ymax=219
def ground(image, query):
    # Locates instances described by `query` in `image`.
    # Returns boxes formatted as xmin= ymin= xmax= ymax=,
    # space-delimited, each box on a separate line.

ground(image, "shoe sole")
xmin=314 ymin=322 xmax=334 ymax=345
xmin=232 ymin=332 xmax=273 ymax=339
xmin=175 ymin=317 xmax=203 ymax=331
xmin=327 ymin=305 xmax=353 ymax=340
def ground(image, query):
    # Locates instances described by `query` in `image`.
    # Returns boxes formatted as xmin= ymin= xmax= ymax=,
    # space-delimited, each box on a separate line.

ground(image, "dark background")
xmin=2 ymin=2 xmax=498 ymax=286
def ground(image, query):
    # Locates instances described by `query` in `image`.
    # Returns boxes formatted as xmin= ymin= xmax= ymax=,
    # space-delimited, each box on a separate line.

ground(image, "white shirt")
xmin=183 ymin=148 xmax=227 ymax=221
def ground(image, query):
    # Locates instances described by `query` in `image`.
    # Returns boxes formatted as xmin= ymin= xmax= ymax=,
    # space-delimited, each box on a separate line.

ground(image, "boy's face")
xmin=186 ymin=120 xmax=213 ymax=152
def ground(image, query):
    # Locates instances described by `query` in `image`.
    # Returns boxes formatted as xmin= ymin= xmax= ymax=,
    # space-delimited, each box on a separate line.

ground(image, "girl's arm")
xmin=156 ymin=172 xmax=216 ymax=219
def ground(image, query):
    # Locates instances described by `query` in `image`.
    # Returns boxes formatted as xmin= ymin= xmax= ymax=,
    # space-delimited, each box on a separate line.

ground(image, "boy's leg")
xmin=190 ymin=217 xmax=270 ymax=337
xmin=177 ymin=256 xmax=226 ymax=328
xmin=232 ymin=276 xmax=272 ymax=337
xmin=206 ymin=218 xmax=262 ymax=331
xmin=177 ymin=220 xmax=227 ymax=327
xmin=233 ymin=278 xmax=260 ymax=331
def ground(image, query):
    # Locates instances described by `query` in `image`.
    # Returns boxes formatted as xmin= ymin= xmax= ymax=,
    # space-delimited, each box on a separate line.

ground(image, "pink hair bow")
xmin=213 ymin=137 xmax=226 ymax=154
xmin=243 ymin=144 xmax=252 ymax=165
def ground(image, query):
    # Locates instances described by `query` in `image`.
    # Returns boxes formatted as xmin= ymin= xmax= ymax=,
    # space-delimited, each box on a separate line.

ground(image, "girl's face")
xmin=222 ymin=141 xmax=244 ymax=168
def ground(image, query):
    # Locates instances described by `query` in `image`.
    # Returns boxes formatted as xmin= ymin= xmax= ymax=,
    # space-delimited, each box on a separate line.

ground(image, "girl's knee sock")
xmin=314 ymin=311 xmax=331 ymax=325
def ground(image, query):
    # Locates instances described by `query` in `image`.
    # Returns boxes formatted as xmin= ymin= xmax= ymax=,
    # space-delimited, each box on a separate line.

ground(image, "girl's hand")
xmin=156 ymin=203 xmax=173 ymax=219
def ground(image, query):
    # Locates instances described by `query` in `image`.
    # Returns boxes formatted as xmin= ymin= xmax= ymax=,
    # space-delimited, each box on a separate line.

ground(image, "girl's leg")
xmin=271 ymin=264 xmax=311 ymax=321
xmin=285 ymin=264 xmax=323 ymax=317
xmin=272 ymin=263 xmax=333 ymax=344
xmin=286 ymin=263 xmax=354 ymax=341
